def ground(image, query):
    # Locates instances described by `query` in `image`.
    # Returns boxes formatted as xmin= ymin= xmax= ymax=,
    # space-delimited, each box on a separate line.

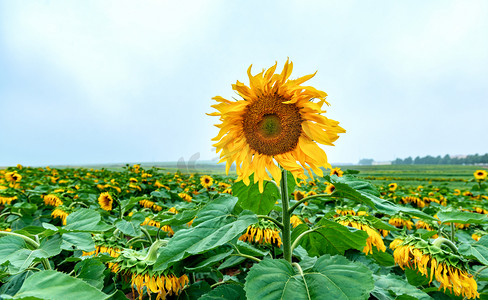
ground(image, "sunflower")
xmin=390 ymin=237 xmax=479 ymax=299
xmin=330 ymin=167 xmax=344 ymax=177
xmin=200 ymin=175 xmax=213 ymax=188
xmin=209 ymin=60 xmax=345 ymax=192
xmin=388 ymin=216 xmax=414 ymax=230
xmin=98 ymin=192 xmax=113 ymax=211
xmin=293 ymin=190 xmax=306 ymax=201
xmin=335 ymin=215 xmax=386 ymax=255
xmin=239 ymin=220 xmax=282 ymax=247
xmin=0 ymin=196 xmax=17 ymax=205
xmin=290 ymin=215 xmax=303 ymax=228
xmin=388 ymin=183 xmax=398 ymax=192
xmin=474 ymin=170 xmax=487 ymax=181
xmin=5 ymin=172 xmax=22 ymax=183
xmin=453 ymin=189 xmax=461 ymax=196
xmin=52 ymin=208 xmax=69 ymax=225
xmin=178 ymin=192 xmax=192 ymax=202
xmin=43 ymin=194 xmax=63 ymax=207
xmin=325 ymin=183 xmax=336 ymax=194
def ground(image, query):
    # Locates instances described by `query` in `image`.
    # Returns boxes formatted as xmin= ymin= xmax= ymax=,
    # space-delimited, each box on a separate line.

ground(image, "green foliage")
xmin=245 ymin=255 xmax=374 ymax=300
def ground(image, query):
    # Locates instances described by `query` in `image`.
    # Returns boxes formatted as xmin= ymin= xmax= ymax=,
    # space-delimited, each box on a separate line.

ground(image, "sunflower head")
xmin=330 ymin=167 xmax=344 ymax=177
xmin=5 ymin=172 xmax=22 ymax=183
xmin=388 ymin=183 xmax=398 ymax=191
xmin=474 ymin=170 xmax=488 ymax=181
xmin=200 ymin=175 xmax=213 ymax=188
xmin=325 ymin=183 xmax=336 ymax=194
xmin=210 ymin=60 xmax=345 ymax=192
xmin=98 ymin=192 xmax=113 ymax=211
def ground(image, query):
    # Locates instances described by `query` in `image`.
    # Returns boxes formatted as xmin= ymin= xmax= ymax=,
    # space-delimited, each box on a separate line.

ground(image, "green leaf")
xmin=244 ymin=255 xmax=374 ymax=300
xmin=153 ymin=196 xmax=258 ymax=271
xmin=330 ymin=176 xmax=436 ymax=221
xmin=286 ymin=170 xmax=297 ymax=194
xmin=234 ymin=240 xmax=269 ymax=257
xmin=459 ymin=235 xmax=488 ymax=265
xmin=61 ymin=232 xmax=95 ymax=252
xmin=185 ymin=249 xmax=234 ymax=272
xmin=74 ymin=258 xmax=106 ymax=289
xmin=436 ymin=211 xmax=488 ymax=225
xmin=405 ymin=267 xmax=430 ymax=286
xmin=232 ymin=176 xmax=279 ymax=215
xmin=0 ymin=235 xmax=61 ymax=273
xmin=65 ymin=209 xmax=113 ymax=232
xmin=115 ymin=219 xmax=142 ymax=237
xmin=217 ymin=256 xmax=246 ymax=270
xmin=176 ymin=281 xmax=211 ymax=300
xmin=291 ymin=218 xmax=368 ymax=256
xmin=13 ymin=270 xmax=109 ymax=300
xmin=199 ymin=284 xmax=246 ymax=300
xmin=373 ymin=274 xmax=433 ymax=300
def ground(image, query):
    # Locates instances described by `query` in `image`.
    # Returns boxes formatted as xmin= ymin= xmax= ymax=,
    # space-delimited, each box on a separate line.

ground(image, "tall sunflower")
xmin=209 ymin=60 xmax=345 ymax=192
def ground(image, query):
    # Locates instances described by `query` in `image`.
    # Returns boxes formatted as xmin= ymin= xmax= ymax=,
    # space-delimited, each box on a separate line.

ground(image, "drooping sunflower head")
xmin=210 ymin=60 xmax=345 ymax=192
xmin=474 ymin=170 xmax=488 ymax=181
xmin=98 ymin=192 xmax=113 ymax=211
xmin=200 ymin=175 xmax=213 ymax=188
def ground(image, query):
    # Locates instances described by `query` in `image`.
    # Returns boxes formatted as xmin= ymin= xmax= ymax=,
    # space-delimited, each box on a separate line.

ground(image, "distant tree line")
xmin=392 ymin=153 xmax=488 ymax=165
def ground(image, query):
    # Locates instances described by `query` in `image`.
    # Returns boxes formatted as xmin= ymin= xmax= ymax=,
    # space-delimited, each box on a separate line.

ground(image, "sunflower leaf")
xmin=232 ymin=176 xmax=280 ymax=216
xmin=244 ymin=255 xmax=374 ymax=300
xmin=12 ymin=270 xmax=109 ymax=300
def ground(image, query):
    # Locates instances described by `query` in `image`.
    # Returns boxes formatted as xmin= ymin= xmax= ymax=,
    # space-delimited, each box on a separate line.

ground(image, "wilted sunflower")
xmin=178 ymin=192 xmax=192 ymax=202
xmin=98 ymin=192 xmax=113 ymax=211
xmin=209 ymin=59 xmax=345 ymax=192
xmin=0 ymin=196 xmax=17 ymax=205
xmin=335 ymin=215 xmax=386 ymax=255
xmin=239 ymin=220 xmax=282 ymax=247
xmin=200 ymin=175 xmax=213 ymax=188
xmin=390 ymin=237 xmax=479 ymax=299
xmin=43 ymin=194 xmax=63 ymax=207
xmin=474 ymin=170 xmax=488 ymax=181
xmin=52 ymin=208 xmax=69 ymax=225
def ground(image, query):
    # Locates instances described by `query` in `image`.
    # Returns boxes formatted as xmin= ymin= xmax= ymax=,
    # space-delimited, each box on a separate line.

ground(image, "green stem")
xmin=290 ymin=226 xmax=327 ymax=253
xmin=432 ymin=237 xmax=459 ymax=254
xmin=450 ymin=223 xmax=455 ymax=242
xmin=288 ymin=194 xmax=334 ymax=215
xmin=280 ymin=167 xmax=292 ymax=263
xmin=0 ymin=231 xmax=52 ymax=270
xmin=68 ymin=201 xmax=89 ymax=209
xmin=0 ymin=212 xmax=22 ymax=219
xmin=230 ymin=253 xmax=261 ymax=262
xmin=257 ymin=215 xmax=283 ymax=230
xmin=141 ymin=227 xmax=153 ymax=244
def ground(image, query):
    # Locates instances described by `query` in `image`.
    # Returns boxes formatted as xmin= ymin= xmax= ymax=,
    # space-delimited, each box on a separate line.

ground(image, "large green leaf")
xmin=185 ymin=249 xmax=234 ymax=272
xmin=291 ymin=218 xmax=368 ymax=256
xmin=115 ymin=219 xmax=142 ymax=237
xmin=330 ymin=176 xmax=436 ymax=221
xmin=459 ymin=235 xmax=488 ymax=265
xmin=244 ymin=255 xmax=374 ymax=300
xmin=153 ymin=197 xmax=258 ymax=271
xmin=13 ymin=270 xmax=109 ymax=300
xmin=372 ymin=274 xmax=433 ymax=300
xmin=61 ymin=232 xmax=95 ymax=252
xmin=176 ymin=281 xmax=211 ymax=300
xmin=74 ymin=258 xmax=106 ymax=289
xmin=65 ymin=209 xmax=112 ymax=232
xmin=0 ymin=235 xmax=61 ymax=273
xmin=199 ymin=284 xmax=246 ymax=300
xmin=232 ymin=175 xmax=279 ymax=215
xmin=436 ymin=211 xmax=488 ymax=225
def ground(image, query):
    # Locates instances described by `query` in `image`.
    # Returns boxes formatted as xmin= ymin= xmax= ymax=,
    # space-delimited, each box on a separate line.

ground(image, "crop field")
xmin=1 ymin=164 xmax=488 ymax=299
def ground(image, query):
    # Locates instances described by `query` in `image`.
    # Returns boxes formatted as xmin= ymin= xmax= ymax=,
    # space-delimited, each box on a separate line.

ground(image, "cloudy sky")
xmin=1 ymin=1 xmax=487 ymax=167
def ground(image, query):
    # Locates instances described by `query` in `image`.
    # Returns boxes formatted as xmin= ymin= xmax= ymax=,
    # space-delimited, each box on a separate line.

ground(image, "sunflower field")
xmin=2 ymin=61 xmax=488 ymax=300
xmin=1 ymin=164 xmax=488 ymax=300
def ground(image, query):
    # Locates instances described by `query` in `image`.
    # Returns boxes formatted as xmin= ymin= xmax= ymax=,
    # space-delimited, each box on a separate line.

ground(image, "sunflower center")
xmin=242 ymin=94 xmax=302 ymax=156
xmin=258 ymin=114 xmax=282 ymax=137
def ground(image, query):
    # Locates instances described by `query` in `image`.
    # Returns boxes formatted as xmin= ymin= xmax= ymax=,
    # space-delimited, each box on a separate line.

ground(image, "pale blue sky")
xmin=1 ymin=1 xmax=487 ymax=166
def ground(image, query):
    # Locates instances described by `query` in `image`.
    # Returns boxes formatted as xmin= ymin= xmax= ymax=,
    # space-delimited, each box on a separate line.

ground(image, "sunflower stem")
xmin=280 ymin=167 xmax=292 ymax=263
xmin=432 ymin=237 xmax=459 ymax=254
xmin=257 ymin=215 xmax=283 ymax=230
xmin=450 ymin=222 xmax=455 ymax=242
